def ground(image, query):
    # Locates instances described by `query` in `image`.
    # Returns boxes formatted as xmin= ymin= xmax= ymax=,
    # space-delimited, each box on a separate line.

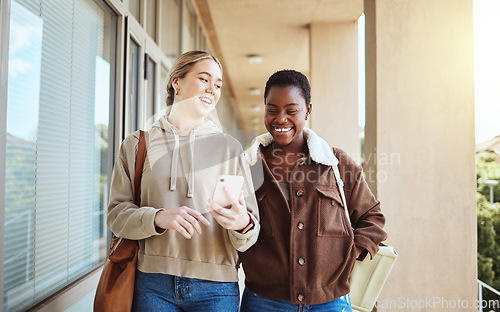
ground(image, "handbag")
xmin=332 ymin=164 xmax=398 ymax=312
xmin=94 ymin=130 xmax=148 ymax=312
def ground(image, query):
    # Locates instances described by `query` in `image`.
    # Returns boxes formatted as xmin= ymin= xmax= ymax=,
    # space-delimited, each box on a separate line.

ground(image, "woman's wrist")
xmin=236 ymin=213 xmax=254 ymax=234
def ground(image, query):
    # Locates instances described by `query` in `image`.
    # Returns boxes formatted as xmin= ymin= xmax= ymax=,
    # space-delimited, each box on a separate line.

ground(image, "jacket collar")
xmin=246 ymin=128 xmax=339 ymax=167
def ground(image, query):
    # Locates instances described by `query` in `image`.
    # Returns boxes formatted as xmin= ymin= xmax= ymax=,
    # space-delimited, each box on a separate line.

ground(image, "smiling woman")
xmin=168 ymin=58 xmax=223 ymax=130
xmin=102 ymin=51 xmax=260 ymax=312
xmin=239 ymin=70 xmax=387 ymax=312
xmin=265 ymin=86 xmax=310 ymax=148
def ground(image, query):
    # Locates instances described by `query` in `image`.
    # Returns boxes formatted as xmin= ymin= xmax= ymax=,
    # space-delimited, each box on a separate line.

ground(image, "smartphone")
xmin=213 ymin=175 xmax=244 ymax=207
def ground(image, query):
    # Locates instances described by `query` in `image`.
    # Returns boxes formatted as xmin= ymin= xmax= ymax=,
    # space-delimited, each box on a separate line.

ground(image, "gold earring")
xmin=175 ymin=89 xmax=179 ymax=95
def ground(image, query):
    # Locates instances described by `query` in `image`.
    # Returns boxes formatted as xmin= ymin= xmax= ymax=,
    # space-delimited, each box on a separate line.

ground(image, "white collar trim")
xmin=245 ymin=128 xmax=339 ymax=166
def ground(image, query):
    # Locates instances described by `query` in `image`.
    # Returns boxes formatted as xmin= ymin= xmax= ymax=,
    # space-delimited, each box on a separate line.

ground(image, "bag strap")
xmin=133 ymin=130 xmax=148 ymax=206
xmin=108 ymin=131 xmax=148 ymax=254
xmin=332 ymin=164 xmax=352 ymax=228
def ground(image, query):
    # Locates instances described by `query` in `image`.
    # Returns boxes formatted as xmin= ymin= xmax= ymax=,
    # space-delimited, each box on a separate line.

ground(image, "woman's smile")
xmin=265 ymin=86 xmax=310 ymax=148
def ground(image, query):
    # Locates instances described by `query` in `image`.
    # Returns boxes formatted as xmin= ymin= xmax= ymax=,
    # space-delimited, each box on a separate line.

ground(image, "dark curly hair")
xmin=264 ymin=70 xmax=311 ymax=104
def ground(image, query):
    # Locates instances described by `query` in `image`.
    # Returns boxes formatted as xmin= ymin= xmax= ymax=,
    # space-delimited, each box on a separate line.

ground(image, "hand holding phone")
xmin=212 ymin=175 xmax=244 ymax=207
xmin=207 ymin=175 xmax=251 ymax=231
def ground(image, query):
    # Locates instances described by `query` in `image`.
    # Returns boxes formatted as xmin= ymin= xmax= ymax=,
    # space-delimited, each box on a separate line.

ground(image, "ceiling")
xmin=193 ymin=0 xmax=363 ymax=134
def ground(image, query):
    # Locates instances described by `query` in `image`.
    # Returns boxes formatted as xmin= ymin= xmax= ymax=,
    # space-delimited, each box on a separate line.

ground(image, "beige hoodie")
xmin=107 ymin=116 xmax=260 ymax=282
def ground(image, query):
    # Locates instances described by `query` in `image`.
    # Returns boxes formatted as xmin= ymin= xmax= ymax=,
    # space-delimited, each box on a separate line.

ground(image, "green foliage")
xmin=477 ymin=191 xmax=500 ymax=307
xmin=477 ymin=152 xmax=500 ymax=307
xmin=478 ymin=253 xmax=494 ymax=285
xmin=476 ymin=151 xmax=500 ymax=202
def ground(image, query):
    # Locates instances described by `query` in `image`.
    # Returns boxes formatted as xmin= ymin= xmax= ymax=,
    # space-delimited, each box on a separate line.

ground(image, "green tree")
xmin=476 ymin=151 xmax=500 ymax=308
xmin=477 ymin=151 xmax=500 ymax=202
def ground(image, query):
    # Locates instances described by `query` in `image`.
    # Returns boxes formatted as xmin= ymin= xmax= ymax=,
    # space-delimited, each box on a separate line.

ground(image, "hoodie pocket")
xmin=316 ymin=187 xmax=350 ymax=237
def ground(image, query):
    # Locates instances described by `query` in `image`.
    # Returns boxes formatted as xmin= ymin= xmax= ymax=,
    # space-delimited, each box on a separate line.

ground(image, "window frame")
xmin=0 ymin=0 xmax=121 ymax=310
xmin=145 ymin=0 xmax=159 ymax=43
xmin=0 ymin=0 xmax=12 ymax=310
xmin=0 ymin=0 xmax=213 ymax=309
xmin=144 ymin=41 xmax=161 ymax=125
xmin=125 ymin=15 xmax=146 ymax=134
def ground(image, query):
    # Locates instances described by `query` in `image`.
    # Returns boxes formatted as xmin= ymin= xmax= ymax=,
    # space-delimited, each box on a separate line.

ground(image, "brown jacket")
xmin=240 ymin=128 xmax=387 ymax=305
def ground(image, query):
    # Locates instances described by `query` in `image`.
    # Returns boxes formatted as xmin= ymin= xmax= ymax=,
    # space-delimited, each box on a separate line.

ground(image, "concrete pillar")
xmin=364 ymin=0 xmax=476 ymax=311
xmin=310 ymin=22 xmax=360 ymax=162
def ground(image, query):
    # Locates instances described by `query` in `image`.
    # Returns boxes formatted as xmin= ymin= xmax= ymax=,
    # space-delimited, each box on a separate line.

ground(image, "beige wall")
xmin=364 ymin=0 xmax=477 ymax=310
xmin=310 ymin=22 xmax=361 ymax=162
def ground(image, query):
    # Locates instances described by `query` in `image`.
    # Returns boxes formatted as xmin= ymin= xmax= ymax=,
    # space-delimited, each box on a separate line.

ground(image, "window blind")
xmin=3 ymin=0 xmax=114 ymax=310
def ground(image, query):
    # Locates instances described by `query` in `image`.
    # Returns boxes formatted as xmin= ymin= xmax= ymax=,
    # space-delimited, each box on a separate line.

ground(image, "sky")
xmin=358 ymin=1 xmax=500 ymax=144
xmin=7 ymin=1 xmax=110 ymax=143
xmin=473 ymin=0 xmax=500 ymax=143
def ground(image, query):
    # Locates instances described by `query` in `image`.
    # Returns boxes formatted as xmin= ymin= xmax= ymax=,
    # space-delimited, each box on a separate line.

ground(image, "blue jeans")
xmin=240 ymin=288 xmax=352 ymax=312
xmin=132 ymin=270 xmax=240 ymax=312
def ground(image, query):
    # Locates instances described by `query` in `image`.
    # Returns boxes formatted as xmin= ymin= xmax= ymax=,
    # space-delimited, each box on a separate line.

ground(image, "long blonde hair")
xmin=166 ymin=51 xmax=222 ymax=106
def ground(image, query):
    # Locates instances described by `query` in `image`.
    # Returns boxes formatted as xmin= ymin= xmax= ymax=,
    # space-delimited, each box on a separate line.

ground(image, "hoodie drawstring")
xmin=170 ymin=126 xmax=179 ymax=191
xmin=169 ymin=126 xmax=196 ymax=198
xmin=187 ymin=129 xmax=196 ymax=198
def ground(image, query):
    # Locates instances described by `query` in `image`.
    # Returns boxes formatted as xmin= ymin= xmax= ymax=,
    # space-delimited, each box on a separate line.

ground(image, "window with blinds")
xmin=3 ymin=0 xmax=116 ymax=310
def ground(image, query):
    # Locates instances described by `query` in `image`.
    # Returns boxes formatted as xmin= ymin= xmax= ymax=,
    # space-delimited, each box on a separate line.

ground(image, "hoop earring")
xmin=175 ymin=89 xmax=180 ymax=95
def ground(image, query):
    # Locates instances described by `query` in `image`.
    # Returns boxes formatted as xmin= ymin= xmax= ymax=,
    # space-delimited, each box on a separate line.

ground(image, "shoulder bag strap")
xmin=133 ymin=130 xmax=148 ymax=206
xmin=332 ymin=164 xmax=352 ymax=228
xmin=108 ymin=130 xmax=148 ymax=253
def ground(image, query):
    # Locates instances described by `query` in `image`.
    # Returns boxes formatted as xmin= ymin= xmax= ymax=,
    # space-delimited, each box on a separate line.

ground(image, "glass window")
xmin=197 ymin=24 xmax=204 ymax=50
xmin=188 ymin=4 xmax=196 ymax=51
xmin=127 ymin=37 xmax=140 ymax=133
xmin=160 ymin=0 xmax=180 ymax=59
xmin=3 ymin=0 xmax=116 ymax=310
xmin=201 ymin=35 xmax=207 ymax=51
xmin=146 ymin=0 xmax=157 ymax=41
xmin=146 ymin=54 xmax=156 ymax=121
xmin=125 ymin=0 xmax=141 ymax=23
xmin=160 ymin=64 xmax=169 ymax=114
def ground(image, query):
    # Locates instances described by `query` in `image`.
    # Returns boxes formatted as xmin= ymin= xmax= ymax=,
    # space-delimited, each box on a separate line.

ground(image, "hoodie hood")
xmin=150 ymin=115 xmax=222 ymax=197
xmin=154 ymin=114 xmax=223 ymax=137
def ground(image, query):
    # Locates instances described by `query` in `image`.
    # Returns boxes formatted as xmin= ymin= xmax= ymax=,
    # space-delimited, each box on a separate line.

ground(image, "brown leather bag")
xmin=94 ymin=130 xmax=148 ymax=312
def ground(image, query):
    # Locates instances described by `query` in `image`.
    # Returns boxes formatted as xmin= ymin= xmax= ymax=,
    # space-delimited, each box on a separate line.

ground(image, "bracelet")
xmin=236 ymin=213 xmax=254 ymax=234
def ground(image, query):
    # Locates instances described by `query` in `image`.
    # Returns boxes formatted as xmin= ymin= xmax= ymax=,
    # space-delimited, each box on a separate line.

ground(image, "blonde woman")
xmin=107 ymin=51 xmax=259 ymax=311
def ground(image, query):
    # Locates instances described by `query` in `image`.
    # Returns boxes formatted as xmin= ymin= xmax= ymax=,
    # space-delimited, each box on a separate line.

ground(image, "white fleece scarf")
xmin=245 ymin=128 xmax=339 ymax=167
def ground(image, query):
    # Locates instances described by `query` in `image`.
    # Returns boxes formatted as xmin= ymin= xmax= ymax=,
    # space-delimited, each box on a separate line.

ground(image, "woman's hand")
xmin=207 ymin=188 xmax=250 ymax=231
xmin=154 ymin=207 xmax=210 ymax=239
xmin=355 ymin=246 xmax=364 ymax=259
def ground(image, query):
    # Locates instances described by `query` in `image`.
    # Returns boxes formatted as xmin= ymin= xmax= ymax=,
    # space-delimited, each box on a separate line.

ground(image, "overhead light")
xmin=249 ymin=88 xmax=261 ymax=95
xmin=248 ymin=54 xmax=263 ymax=64
xmin=252 ymin=105 xmax=261 ymax=112
xmin=252 ymin=117 xmax=260 ymax=123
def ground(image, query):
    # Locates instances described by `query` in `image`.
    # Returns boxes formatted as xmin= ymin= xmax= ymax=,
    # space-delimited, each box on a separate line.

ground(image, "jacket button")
xmin=331 ymin=200 xmax=336 ymax=206
xmin=296 ymin=190 xmax=304 ymax=197
xmin=297 ymin=293 xmax=305 ymax=302
xmin=297 ymin=222 xmax=305 ymax=230
xmin=298 ymin=160 xmax=305 ymax=166
xmin=298 ymin=257 xmax=306 ymax=265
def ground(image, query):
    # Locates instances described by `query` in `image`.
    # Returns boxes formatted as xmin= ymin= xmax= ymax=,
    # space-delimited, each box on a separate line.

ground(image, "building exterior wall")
xmin=310 ymin=22 xmax=361 ymax=163
xmin=364 ymin=1 xmax=477 ymax=310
